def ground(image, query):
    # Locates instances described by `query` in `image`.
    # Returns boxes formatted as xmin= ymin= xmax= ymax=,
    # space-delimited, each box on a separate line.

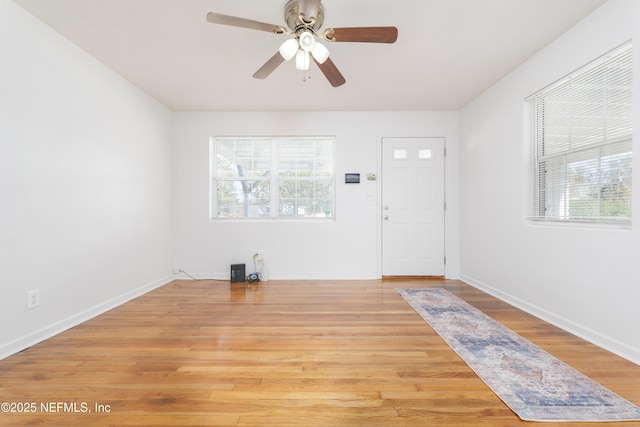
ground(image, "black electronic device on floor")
xmin=230 ymin=264 xmax=246 ymax=283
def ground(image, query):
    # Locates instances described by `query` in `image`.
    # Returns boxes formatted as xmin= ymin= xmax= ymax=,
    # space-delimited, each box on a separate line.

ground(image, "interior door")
xmin=382 ymin=137 xmax=445 ymax=276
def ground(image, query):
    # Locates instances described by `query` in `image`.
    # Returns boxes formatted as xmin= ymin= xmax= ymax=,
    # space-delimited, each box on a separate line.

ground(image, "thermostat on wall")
xmin=345 ymin=173 xmax=360 ymax=184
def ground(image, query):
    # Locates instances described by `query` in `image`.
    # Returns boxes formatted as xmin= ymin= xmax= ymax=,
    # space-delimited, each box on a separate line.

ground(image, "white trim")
xmin=0 ymin=275 xmax=174 ymax=361
xmin=177 ymin=272 xmax=380 ymax=281
xmin=460 ymin=274 xmax=640 ymax=366
xmin=274 ymin=273 xmax=380 ymax=280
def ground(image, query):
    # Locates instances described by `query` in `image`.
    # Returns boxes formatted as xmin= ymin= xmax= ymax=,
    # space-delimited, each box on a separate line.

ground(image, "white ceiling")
xmin=12 ymin=0 xmax=606 ymax=111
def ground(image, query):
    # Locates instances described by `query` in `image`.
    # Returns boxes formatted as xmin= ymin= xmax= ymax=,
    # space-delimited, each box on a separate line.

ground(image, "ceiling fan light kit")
xmin=206 ymin=0 xmax=398 ymax=87
xmin=279 ymin=38 xmax=299 ymax=61
xmin=295 ymin=50 xmax=310 ymax=71
xmin=298 ymin=31 xmax=316 ymax=51
xmin=311 ymin=42 xmax=330 ymax=64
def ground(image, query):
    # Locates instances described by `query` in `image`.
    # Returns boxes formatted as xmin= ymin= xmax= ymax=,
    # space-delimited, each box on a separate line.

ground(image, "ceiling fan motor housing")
xmin=285 ymin=0 xmax=325 ymax=32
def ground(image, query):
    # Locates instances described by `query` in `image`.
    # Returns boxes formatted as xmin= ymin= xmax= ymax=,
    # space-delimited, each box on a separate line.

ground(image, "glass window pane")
xmin=279 ymin=139 xmax=333 ymax=177
xmin=418 ymin=149 xmax=433 ymax=159
xmin=595 ymin=147 xmax=632 ymax=219
xmin=216 ymin=180 xmax=270 ymax=218
xmin=216 ymin=139 xmax=271 ymax=178
xmin=279 ymin=179 xmax=333 ymax=218
xmin=393 ymin=149 xmax=407 ymax=160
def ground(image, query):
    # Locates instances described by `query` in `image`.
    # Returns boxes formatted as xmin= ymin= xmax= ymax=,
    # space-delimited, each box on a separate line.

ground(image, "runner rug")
xmin=397 ymin=287 xmax=640 ymax=422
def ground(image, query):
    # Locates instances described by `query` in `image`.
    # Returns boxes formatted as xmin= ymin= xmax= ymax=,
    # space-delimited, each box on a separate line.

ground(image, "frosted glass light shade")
xmin=295 ymin=50 xmax=310 ymax=70
xmin=298 ymin=31 xmax=315 ymax=52
xmin=279 ymin=38 xmax=298 ymax=61
xmin=311 ymin=42 xmax=329 ymax=64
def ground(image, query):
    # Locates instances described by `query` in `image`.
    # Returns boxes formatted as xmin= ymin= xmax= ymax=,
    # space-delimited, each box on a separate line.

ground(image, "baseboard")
xmin=382 ymin=275 xmax=445 ymax=281
xmin=274 ymin=272 xmax=380 ymax=280
xmin=176 ymin=272 xmax=381 ymax=281
xmin=460 ymin=274 xmax=640 ymax=366
xmin=0 ymin=275 xmax=174 ymax=361
xmin=173 ymin=271 xmax=229 ymax=281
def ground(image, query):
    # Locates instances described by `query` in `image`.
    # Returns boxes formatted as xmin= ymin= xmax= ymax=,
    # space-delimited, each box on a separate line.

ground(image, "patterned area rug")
xmin=397 ymin=287 xmax=640 ymax=422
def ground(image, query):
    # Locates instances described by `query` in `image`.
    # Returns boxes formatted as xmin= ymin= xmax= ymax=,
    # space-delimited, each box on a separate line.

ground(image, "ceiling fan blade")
xmin=299 ymin=0 xmax=321 ymax=21
xmin=323 ymin=27 xmax=398 ymax=43
xmin=314 ymin=57 xmax=346 ymax=87
xmin=206 ymin=12 xmax=286 ymax=34
xmin=253 ymin=52 xmax=285 ymax=79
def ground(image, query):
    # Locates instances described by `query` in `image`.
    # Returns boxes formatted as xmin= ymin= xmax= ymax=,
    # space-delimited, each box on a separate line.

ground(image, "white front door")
xmin=382 ymin=137 xmax=445 ymax=276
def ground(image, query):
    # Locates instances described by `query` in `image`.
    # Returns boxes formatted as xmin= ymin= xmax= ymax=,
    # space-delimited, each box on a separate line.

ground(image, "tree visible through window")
xmin=211 ymin=137 xmax=334 ymax=219
xmin=526 ymin=41 xmax=633 ymax=226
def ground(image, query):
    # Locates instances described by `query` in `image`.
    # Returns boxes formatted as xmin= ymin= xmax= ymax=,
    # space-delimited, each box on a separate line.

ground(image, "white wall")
xmin=172 ymin=111 xmax=459 ymax=280
xmin=459 ymin=0 xmax=640 ymax=364
xmin=0 ymin=0 xmax=174 ymax=359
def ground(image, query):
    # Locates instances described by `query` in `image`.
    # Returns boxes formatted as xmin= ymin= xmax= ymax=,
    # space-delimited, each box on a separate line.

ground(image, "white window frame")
xmin=525 ymin=41 xmax=633 ymax=228
xmin=210 ymin=136 xmax=336 ymax=220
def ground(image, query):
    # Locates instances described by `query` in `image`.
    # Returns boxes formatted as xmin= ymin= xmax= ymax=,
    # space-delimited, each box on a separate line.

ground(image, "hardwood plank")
xmin=0 ymin=279 xmax=638 ymax=426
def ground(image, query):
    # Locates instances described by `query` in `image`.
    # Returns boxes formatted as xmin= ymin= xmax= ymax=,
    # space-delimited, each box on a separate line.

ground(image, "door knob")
xmin=383 ymin=205 xmax=389 ymax=211
xmin=383 ymin=215 xmax=389 ymax=220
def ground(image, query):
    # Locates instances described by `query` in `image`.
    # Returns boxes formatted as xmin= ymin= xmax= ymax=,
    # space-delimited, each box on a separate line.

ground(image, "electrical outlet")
xmin=173 ymin=267 xmax=181 ymax=274
xmin=27 ymin=290 xmax=40 ymax=309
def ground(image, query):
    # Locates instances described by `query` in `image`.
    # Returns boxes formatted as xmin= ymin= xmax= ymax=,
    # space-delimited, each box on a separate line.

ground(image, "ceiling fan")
xmin=206 ymin=0 xmax=398 ymax=87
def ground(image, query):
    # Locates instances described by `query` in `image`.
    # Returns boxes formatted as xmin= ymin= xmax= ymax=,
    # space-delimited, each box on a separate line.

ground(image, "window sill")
xmin=526 ymin=219 xmax=631 ymax=231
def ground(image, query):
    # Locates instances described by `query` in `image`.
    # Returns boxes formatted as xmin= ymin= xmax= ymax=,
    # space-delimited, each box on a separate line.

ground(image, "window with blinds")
xmin=211 ymin=137 xmax=335 ymax=219
xmin=526 ymin=41 xmax=633 ymax=227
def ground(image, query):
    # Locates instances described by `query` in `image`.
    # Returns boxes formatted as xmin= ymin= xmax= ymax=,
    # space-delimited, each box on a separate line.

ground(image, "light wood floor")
xmin=1 ymin=279 xmax=639 ymax=426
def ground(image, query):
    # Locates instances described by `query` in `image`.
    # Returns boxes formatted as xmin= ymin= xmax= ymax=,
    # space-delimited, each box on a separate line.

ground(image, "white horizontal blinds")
xmin=526 ymin=42 xmax=633 ymax=225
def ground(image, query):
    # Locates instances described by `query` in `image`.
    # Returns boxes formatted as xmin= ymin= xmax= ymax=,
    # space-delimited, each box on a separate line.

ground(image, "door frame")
xmin=377 ymin=136 xmax=447 ymax=278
